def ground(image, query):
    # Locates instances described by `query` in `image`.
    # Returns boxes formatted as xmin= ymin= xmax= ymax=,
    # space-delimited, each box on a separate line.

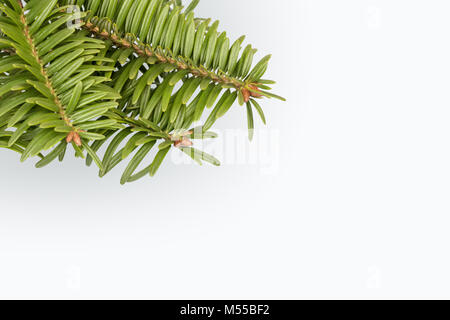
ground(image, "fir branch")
xmin=17 ymin=8 xmax=77 ymax=143
xmin=0 ymin=0 xmax=284 ymax=183
xmin=83 ymin=20 xmax=257 ymax=94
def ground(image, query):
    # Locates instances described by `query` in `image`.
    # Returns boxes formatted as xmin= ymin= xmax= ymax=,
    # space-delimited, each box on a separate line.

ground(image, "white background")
xmin=1 ymin=0 xmax=450 ymax=299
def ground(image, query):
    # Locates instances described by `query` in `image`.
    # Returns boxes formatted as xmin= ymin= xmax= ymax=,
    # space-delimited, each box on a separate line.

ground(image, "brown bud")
xmin=174 ymin=138 xmax=193 ymax=148
xmin=73 ymin=132 xmax=82 ymax=147
xmin=248 ymin=84 xmax=262 ymax=98
xmin=242 ymin=89 xmax=251 ymax=103
xmin=66 ymin=132 xmax=74 ymax=144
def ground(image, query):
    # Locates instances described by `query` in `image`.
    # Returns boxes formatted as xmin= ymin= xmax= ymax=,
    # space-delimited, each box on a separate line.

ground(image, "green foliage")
xmin=0 ymin=0 xmax=283 ymax=183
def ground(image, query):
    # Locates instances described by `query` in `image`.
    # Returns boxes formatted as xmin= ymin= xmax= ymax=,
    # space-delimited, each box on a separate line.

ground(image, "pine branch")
xmin=0 ymin=0 xmax=284 ymax=183
xmin=83 ymin=20 xmax=248 ymax=92
xmin=60 ymin=0 xmax=284 ymax=113
xmin=17 ymin=8 xmax=75 ymax=141
xmin=0 ymin=0 xmax=121 ymax=163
